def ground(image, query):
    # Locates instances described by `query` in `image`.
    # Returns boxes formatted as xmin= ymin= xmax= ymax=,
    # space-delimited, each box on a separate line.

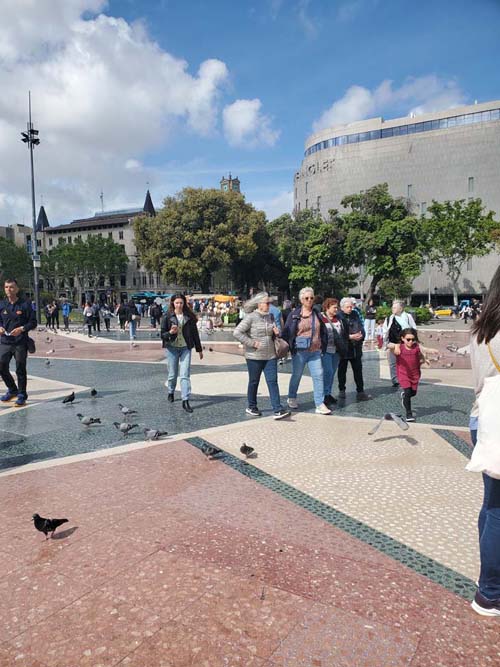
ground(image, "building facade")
xmin=294 ymin=100 xmax=500 ymax=300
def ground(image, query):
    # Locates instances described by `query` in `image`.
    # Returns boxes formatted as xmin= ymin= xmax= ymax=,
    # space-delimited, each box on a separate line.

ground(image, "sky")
xmin=0 ymin=0 xmax=499 ymax=228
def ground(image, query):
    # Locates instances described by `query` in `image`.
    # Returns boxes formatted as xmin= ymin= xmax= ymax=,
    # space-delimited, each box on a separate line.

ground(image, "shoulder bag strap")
xmin=487 ymin=343 xmax=500 ymax=372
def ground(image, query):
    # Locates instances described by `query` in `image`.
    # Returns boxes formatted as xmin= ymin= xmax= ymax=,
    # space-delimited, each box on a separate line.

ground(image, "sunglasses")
xmin=303 ymin=296 xmax=314 ymax=300
xmin=404 ymin=337 xmax=416 ymax=342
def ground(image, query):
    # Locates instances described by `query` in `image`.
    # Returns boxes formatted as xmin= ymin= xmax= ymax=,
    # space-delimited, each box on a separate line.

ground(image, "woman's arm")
xmin=233 ymin=315 xmax=254 ymax=347
xmin=387 ymin=342 xmax=401 ymax=355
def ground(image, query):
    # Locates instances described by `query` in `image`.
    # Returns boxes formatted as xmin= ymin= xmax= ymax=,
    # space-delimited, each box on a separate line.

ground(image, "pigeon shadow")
xmin=415 ymin=405 xmax=467 ymax=417
xmin=0 ymin=450 xmax=58 ymax=470
xmin=374 ymin=435 xmax=419 ymax=446
xmin=52 ymin=526 xmax=79 ymax=540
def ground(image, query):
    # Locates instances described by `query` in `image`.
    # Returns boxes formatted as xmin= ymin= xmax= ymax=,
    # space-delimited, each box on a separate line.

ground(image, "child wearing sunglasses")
xmin=387 ymin=327 xmax=430 ymax=422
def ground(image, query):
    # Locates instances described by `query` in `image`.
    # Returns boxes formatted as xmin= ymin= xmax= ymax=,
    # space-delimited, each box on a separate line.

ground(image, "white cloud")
xmin=253 ymin=190 xmax=293 ymax=221
xmin=313 ymin=76 xmax=467 ymax=132
xmin=297 ymin=0 xmax=318 ymax=38
xmin=223 ymin=99 xmax=280 ymax=149
xmin=0 ymin=1 xmax=230 ymax=226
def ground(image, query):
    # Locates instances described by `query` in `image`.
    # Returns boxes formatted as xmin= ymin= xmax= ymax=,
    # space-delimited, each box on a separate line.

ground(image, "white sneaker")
xmin=287 ymin=398 xmax=298 ymax=410
xmin=315 ymin=403 xmax=332 ymax=415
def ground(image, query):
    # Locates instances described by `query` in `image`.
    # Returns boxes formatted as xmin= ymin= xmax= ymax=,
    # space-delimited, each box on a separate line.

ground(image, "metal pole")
xmin=27 ymin=92 xmax=41 ymax=323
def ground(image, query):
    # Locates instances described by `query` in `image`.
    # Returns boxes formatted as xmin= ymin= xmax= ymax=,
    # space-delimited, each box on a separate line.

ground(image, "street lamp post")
xmin=21 ymin=91 xmax=41 ymax=323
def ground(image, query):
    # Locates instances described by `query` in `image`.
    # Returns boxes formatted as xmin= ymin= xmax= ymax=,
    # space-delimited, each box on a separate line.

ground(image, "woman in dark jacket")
xmin=282 ymin=287 xmax=330 ymax=415
xmin=125 ymin=299 xmax=139 ymax=340
xmin=161 ymin=293 xmax=203 ymax=413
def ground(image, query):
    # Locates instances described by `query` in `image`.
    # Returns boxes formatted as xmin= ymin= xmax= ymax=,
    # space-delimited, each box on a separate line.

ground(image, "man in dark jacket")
xmin=0 ymin=278 xmax=37 ymax=406
xmin=337 ymin=297 xmax=370 ymax=401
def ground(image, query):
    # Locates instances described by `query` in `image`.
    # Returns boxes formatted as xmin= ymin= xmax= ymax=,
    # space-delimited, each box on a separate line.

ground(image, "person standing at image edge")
xmin=161 ymin=294 xmax=203 ymax=413
xmin=0 ymin=278 xmax=37 ymax=407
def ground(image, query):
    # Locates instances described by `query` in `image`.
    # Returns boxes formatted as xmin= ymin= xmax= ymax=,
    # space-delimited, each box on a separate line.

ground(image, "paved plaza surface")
xmin=0 ymin=325 xmax=497 ymax=666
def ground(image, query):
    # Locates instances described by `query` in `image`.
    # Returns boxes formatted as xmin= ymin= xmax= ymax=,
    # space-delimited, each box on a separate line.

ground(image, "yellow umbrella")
xmin=213 ymin=294 xmax=235 ymax=302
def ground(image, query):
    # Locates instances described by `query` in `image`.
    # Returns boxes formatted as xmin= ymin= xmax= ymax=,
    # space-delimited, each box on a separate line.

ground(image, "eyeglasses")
xmin=404 ymin=337 xmax=416 ymax=342
xmin=303 ymin=296 xmax=314 ymax=300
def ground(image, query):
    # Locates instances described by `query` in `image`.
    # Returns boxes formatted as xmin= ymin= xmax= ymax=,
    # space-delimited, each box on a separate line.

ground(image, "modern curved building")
xmin=294 ymin=100 xmax=500 ymax=300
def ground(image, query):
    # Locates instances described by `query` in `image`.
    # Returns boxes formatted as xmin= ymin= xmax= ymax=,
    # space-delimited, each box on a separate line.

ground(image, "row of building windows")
xmin=49 ymin=230 xmax=125 ymax=246
xmin=304 ymin=108 xmax=500 ymax=157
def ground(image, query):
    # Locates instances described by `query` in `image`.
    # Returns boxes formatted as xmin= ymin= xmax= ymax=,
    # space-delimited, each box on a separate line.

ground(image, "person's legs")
xmin=337 ymin=358 xmax=348 ymax=392
xmin=307 ymin=351 xmax=325 ymax=407
xmin=14 ymin=345 xmax=28 ymax=397
xmin=288 ymin=351 xmax=307 ymax=399
xmin=105 ymin=318 xmax=110 ymax=331
xmin=402 ymin=387 xmax=413 ymax=416
xmin=322 ymin=352 xmax=334 ymax=398
xmin=246 ymin=359 xmax=264 ymax=409
xmin=165 ymin=347 xmax=180 ymax=395
xmin=129 ymin=320 xmax=137 ymax=340
xmin=478 ymin=474 xmax=500 ymax=600
xmin=87 ymin=324 xmax=92 ymax=337
xmin=55 ymin=314 xmax=60 ymax=329
xmin=63 ymin=315 xmax=69 ymax=330
xmin=351 ymin=356 xmax=365 ymax=393
xmin=387 ymin=349 xmax=398 ymax=384
xmin=0 ymin=345 xmax=17 ymax=395
xmin=178 ymin=347 xmax=192 ymax=400
xmin=263 ymin=357 xmax=282 ymax=412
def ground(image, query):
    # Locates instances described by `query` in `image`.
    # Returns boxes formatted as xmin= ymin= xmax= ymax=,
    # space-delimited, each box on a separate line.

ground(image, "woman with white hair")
xmin=282 ymin=287 xmax=330 ymax=414
xmin=233 ymin=292 xmax=291 ymax=419
xmin=383 ymin=300 xmax=417 ymax=387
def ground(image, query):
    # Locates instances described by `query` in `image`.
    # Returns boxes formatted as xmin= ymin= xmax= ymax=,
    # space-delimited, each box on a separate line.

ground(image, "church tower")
xmin=220 ymin=173 xmax=241 ymax=193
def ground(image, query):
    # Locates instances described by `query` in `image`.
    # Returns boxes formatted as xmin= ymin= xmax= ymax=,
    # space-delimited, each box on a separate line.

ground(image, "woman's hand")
xmin=170 ymin=324 xmax=178 ymax=334
xmin=272 ymin=326 xmax=280 ymax=336
xmin=199 ymin=351 xmax=204 ymax=360
xmin=393 ymin=343 xmax=401 ymax=356
xmin=253 ymin=341 xmax=261 ymax=349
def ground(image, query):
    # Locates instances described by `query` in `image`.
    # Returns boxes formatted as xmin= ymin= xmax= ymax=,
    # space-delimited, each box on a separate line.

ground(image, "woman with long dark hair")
xmin=469 ymin=266 xmax=500 ymax=615
xmin=161 ymin=293 xmax=203 ymax=413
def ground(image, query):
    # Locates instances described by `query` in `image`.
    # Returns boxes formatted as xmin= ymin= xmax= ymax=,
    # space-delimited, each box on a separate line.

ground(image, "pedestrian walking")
xmin=0 ymin=278 xmax=37 ymax=407
xmin=61 ymin=299 xmax=71 ymax=331
xmin=467 ymin=266 xmax=500 ymax=616
xmin=282 ymin=287 xmax=330 ymax=415
xmin=92 ymin=301 xmax=101 ymax=333
xmin=161 ymin=293 xmax=203 ymax=413
xmin=320 ymin=298 xmax=346 ymax=408
xmin=234 ymin=292 xmax=290 ymax=419
xmin=116 ymin=301 xmax=127 ymax=330
xmin=383 ymin=300 xmax=417 ymax=387
xmin=101 ymin=304 xmax=112 ymax=331
xmin=364 ymin=299 xmax=377 ymax=341
xmin=125 ymin=299 xmax=139 ymax=340
xmin=337 ymin=297 xmax=370 ymax=401
xmin=83 ymin=301 xmax=94 ymax=337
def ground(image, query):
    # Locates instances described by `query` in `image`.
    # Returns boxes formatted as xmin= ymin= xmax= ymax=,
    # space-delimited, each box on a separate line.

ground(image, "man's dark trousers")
xmin=338 ymin=356 xmax=364 ymax=393
xmin=0 ymin=343 xmax=28 ymax=395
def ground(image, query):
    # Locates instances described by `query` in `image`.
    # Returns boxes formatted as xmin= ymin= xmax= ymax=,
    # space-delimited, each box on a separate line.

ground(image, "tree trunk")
xmin=365 ymin=276 xmax=378 ymax=305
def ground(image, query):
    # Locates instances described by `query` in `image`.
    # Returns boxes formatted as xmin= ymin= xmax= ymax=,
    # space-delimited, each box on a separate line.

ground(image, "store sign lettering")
xmin=295 ymin=158 xmax=335 ymax=180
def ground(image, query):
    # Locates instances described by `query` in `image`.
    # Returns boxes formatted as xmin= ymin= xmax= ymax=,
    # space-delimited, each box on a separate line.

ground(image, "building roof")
xmin=36 ymin=205 xmax=50 ymax=232
xmin=143 ymin=190 xmax=156 ymax=217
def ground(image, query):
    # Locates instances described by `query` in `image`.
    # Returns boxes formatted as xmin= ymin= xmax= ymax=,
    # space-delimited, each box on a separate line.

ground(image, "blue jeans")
xmin=129 ymin=319 xmax=137 ymax=340
xmin=322 ymin=352 xmax=339 ymax=397
xmin=165 ymin=346 xmax=192 ymax=400
xmin=288 ymin=350 xmax=324 ymax=408
xmin=471 ymin=427 xmax=500 ymax=600
xmin=246 ymin=358 xmax=282 ymax=412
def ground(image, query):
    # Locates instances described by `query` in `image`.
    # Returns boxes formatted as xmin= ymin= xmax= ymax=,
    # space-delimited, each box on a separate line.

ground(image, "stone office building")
xmin=294 ymin=100 xmax=500 ymax=301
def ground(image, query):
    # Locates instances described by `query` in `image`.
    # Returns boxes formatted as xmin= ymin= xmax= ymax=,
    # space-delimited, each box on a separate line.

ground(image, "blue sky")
xmin=0 ymin=0 xmax=499 ymax=225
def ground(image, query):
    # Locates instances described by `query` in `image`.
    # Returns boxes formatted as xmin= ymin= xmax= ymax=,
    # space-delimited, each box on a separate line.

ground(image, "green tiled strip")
xmin=186 ymin=435 xmax=476 ymax=601
xmin=434 ymin=428 xmax=472 ymax=459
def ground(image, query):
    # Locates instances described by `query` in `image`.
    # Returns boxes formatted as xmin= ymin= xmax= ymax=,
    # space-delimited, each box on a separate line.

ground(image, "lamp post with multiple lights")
xmin=20 ymin=91 xmax=41 ymax=323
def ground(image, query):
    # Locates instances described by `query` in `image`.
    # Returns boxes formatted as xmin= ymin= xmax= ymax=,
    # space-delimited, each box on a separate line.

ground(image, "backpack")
xmin=388 ymin=316 xmax=403 ymax=344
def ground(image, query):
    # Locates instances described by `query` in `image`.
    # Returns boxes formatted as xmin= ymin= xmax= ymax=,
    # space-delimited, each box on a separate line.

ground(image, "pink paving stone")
xmin=0 ymin=646 xmax=48 ymax=667
xmin=119 ymin=621 xmax=267 ymax=666
xmin=6 ymin=588 xmax=162 ymax=667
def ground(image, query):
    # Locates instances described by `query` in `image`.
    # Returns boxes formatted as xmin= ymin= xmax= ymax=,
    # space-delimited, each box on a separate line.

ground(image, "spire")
xmin=36 ymin=205 xmax=50 ymax=232
xmin=143 ymin=189 xmax=156 ymax=217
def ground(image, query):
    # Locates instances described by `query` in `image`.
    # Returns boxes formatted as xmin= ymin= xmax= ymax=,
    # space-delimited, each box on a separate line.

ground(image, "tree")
xmin=423 ymin=198 xmax=500 ymax=305
xmin=0 ymin=238 xmax=32 ymax=288
xmin=334 ymin=184 xmax=426 ymax=303
xmin=268 ymin=209 xmax=355 ymax=296
xmin=134 ymin=187 xmax=272 ymax=293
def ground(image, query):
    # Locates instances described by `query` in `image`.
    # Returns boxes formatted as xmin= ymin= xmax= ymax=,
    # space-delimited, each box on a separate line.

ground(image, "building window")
xmin=99 ymin=276 xmax=105 ymax=287
xmin=120 ymin=275 xmax=126 ymax=287
xmin=108 ymin=232 xmax=113 ymax=239
xmin=119 ymin=231 xmax=124 ymax=240
xmin=58 ymin=237 xmax=64 ymax=245
xmin=421 ymin=202 xmax=427 ymax=215
xmin=305 ymin=182 xmax=308 ymax=194
xmin=467 ymin=258 xmax=473 ymax=271
xmin=36 ymin=239 xmax=41 ymax=247
xmin=407 ymin=184 xmax=413 ymax=198
xmin=316 ymin=196 xmax=321 ymax=211
xmin=132 ymin=277 xmax=136 ymax=286
xmin=77 ymin=235 xmax=82 ymax=242
xmin=305 ymin=199 xmax=308 ymax=209
xmin=49 ymin=238 xmax=53 ymax=246
xmin=468 ymin=176 xmax=474 ymax=193
xmin=67 ymin=236 xmax=72 ymax=244
xmin=295 ymin=188 xmax=297 ymax=200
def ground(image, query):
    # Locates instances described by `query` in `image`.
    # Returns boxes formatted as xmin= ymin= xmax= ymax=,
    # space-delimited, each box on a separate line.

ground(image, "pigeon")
xmin=77 ymin=413 xmax=101 ymax=426
xmin=208 ymin=347 xmax=214 ymax=352
xmin=118 ymin=403 xmax=137 ymax=415
xmin=240 ymin=443 xmax=255 ymax=458
xmin=202 ymin=444 xmax=222 ymax=459
xmin=131 ymin=342 xmax=139 ymax=348
xmin=68 ymin=344 xmax=75 ymax=349
xmin=46 ymin=349 xmax=55 ymax=355
xmin=45 ymin=359 xmax=51 ymax=366
xmin=446 ymin=344 xmax=458 ymax=353
xmin=46 ymin=336 xmax=52 ymax=342
xmin=90 ymin=388 xmax=98 ymax=397
xmin=143 ymin=427 xmax=168 ymax=441
xmin=113 ymin=421 xmax=138 ymax=435
xmin=62 ymin=391 xmax=75 ymax=405
xmin=32 ymin=513 xmax=68 ymax=539
xmin=368 ymin=413 xmax=410 ymax=436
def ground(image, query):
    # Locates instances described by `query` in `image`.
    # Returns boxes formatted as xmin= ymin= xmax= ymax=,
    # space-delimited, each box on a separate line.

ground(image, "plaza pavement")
xmin=0 ymin=326 xmax=497 ymax=666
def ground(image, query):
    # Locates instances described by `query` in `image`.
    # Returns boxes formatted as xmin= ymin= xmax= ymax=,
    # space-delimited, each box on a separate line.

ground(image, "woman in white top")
xmin=383 ymin=300 xmax=417 ymax=387
xmin=469 ymin=266 xmax=500 ymax=616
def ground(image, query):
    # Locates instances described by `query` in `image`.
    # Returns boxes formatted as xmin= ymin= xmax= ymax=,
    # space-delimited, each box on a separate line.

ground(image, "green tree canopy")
xmin=134 ymin=187 xmax=274 ymax=292
xmin=335 ymin=183 xmax=426 ymax=302
xmin=422 ymin=198 xmax=500 ymax=304
xmin=0 ymin=238 xmax=32 ymax=289
xmin=268 ymin=208 xmax=355 ymax=297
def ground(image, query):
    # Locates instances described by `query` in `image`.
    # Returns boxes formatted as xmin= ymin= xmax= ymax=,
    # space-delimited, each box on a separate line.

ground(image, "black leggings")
xmin=402 ymin=387 xmax=417 ymax=415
